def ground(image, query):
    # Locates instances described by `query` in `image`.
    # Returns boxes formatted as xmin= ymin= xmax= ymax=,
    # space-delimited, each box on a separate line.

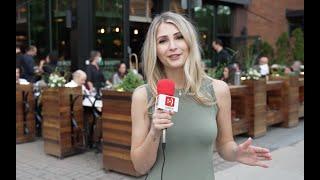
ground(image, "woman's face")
xmin=156 ymin=22 xmax=189 ymax=70
xmin=119 ymin=63 xmax=126 ymax=75
xmin=223 ymin=67 xmax=229 ymax=78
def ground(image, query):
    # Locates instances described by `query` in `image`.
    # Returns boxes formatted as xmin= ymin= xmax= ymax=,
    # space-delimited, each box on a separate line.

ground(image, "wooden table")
xmin=16 ymin=84 xmax=35 ymax=143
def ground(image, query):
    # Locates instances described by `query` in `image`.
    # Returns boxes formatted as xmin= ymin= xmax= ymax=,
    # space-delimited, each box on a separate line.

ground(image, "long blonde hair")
xmin=142 ymin=11 xmax=214 ymax=106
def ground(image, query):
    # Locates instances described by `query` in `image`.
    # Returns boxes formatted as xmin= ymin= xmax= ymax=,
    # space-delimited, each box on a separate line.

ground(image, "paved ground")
xmin=16 ymin=120 xmax=304 ymax=180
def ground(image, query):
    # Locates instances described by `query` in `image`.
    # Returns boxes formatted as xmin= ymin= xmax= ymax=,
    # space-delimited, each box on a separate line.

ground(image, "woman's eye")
xmin=158 ymin=39 xmax=167 ymax=44
xmin=176 ymin=35 xmax=184 ymax=40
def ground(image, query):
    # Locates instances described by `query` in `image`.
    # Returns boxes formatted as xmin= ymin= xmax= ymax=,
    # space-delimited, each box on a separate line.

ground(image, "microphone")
xmin=156 ymin=79 xmax=179 ymax=145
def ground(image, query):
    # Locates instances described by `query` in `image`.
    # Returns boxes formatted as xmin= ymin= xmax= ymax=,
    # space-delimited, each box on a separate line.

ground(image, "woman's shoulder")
xmin=206 ymin=77 xmax=230 ymax=95
xmin=132 ymin=84 xmax=148 ymax=103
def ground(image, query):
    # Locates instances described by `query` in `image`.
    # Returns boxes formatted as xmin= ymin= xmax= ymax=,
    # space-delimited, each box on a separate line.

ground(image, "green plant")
xmin=260 ymin=41 xmax=274 ymax=62
xmin=291 ymin=28 xmax=304 ymax=63
xmin=116 ymin=70 xmax=145 ymax=92
xmin=212 ymin=63 xmax=226 ymax=79
xmin=275 ymin=32 xmax=291 ymax=65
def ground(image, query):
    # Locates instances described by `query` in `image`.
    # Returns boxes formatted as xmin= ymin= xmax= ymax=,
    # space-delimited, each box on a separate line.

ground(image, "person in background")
xmin=212 ymin=38 xmax=232 ymax=68
xmin=16 ymin=67 xmax=29 ymax=85
xmin=20 ymin=45 xmax=37 ymax=82
xmin=39 ymin=50 xmax=59 ymax=75
xmin=16 ymin=45 xmax=23 ymax=70
xmin=65 ymin=70 xmax=87 ymax=88
xmin=85 ymin=50 xmax=107 ymax=93
xmin=291 ymin=60 xmax=302 ymax=74
xmin=112 ymin=61 xmax=128 ymax=86
xmin=258 ymin=56 xmax=270 ymax=76
xmin=221 ymin=66 xmax=231 ymax=84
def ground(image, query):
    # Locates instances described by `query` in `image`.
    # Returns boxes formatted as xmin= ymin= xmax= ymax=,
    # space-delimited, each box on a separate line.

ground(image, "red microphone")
xmin=156 ymin=79 xmax=179 ymax=144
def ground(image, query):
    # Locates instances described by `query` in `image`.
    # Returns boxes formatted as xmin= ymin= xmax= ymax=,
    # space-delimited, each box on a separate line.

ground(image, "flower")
xmin=48 ymin=73 xmax=66 ymax=88
xmin=243 ymin=68 xmax=261 ymax=81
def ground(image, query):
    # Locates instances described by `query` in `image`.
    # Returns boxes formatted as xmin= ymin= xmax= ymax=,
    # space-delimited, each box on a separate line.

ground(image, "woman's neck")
xmin=164 ymin=68 xmax=186 ymax=89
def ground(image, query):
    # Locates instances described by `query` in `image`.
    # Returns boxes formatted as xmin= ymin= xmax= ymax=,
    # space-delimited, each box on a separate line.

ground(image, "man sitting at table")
xmin=65 ymin=70 xmax=87 ymax=88
xmin=258 ymin=56 xmax=270 ymax=76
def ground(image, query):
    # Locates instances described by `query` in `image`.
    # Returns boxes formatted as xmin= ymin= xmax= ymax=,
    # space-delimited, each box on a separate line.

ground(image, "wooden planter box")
xmin=229 ymin=85 xmax=250 ymax=136
xmin=101 ymin=90 xmax=139 ymax=176
xmin=269 ymin=76 xmax=300 ymax=127
xmin=298 ymin=78 xmax=304 ymax=118
xmin=266 ymin=80 xmax=285 ymax=126
xmin=16 ymin=84 xmax=35 ymax=143
xmin=242 ymin=78 xmax=267 ymax=138
xmin=42 ymin=87 xmax=84 ymax=158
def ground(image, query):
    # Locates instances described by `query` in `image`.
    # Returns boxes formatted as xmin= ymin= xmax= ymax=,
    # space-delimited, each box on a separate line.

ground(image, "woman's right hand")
xmin=150 ymin=109 xmax=175 ymax=137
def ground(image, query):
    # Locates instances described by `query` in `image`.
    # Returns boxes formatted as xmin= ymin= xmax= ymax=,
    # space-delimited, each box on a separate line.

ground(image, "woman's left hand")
xmin=236 ymin=137 xmax=272 ymax=168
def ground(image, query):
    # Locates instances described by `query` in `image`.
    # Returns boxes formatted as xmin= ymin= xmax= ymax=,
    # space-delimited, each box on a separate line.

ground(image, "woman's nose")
xmin=168 ymin=39 xmax=178 ymax=51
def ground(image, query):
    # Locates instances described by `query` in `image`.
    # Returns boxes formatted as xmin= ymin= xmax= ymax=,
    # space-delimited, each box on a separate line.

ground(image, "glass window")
xmin=130 ymin=0 xmax=152 ymax=17
xmin=192 ymin=4 xmax=215 ymax=66
xmin=217 ymin=5 xmax=232 ymax=34
xmin=170 ymin=0 xmax=188 ymax=14
xmin=95 ymin=0 xmax=124 ymax=60
xmin=52 ymin=0 xmax=73 ymax=61
xmin=29 ymin=0 xmax=48 ymax=60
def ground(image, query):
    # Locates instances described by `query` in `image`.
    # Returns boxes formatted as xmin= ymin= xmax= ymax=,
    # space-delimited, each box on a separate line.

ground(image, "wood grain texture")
xmin=16 ymin=84 xmax=35 ymax=143
xmin=42 ymin=87 xmax=84 ymax=158
xmin=101 ymin=90 xmax=140 ymax=176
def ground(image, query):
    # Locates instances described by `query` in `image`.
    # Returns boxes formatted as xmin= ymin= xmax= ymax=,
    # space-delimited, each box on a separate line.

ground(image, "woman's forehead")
xmin=156 ymin=22 xmax=180 ymax=37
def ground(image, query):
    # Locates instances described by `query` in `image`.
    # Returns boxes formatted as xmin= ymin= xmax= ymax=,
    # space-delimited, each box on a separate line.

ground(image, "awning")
xmin=218 ymin=0 xmax=251 ymax=5
xmin=286 ymin=10 xmax=304 ymax=18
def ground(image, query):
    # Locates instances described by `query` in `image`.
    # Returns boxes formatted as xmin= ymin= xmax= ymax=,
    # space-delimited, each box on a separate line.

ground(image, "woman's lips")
xmin=168 ymin=54 xmax=181 ymax=60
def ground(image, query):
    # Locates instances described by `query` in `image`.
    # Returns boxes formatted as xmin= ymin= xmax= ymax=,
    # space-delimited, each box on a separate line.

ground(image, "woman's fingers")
xmin=154 ymin=123 xmax=174 ymax=130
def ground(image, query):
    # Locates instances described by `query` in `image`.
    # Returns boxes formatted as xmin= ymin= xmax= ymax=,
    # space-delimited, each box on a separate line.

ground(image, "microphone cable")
xmin=144 ymin=141 xmax=166 ymax=180
xmin=160 ymin=142 xmax=166 ymax=180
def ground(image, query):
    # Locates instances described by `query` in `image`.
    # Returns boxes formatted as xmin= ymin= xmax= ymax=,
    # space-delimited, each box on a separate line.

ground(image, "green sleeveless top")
xmin=140 ymin=77 xmax=218 ymax=180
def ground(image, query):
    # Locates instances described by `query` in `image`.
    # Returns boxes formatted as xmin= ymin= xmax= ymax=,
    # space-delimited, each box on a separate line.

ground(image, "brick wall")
xmin=246 ymin=0 xmax=304 ymax=46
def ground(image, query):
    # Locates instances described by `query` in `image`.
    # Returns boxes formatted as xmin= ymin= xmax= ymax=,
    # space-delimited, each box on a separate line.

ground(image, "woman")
xmin=85 ymin=50 xmax=106 ymax=92
xmin=220 ymin=66 xmax=230 ymax=84
xmin=39 ymin=51 xmax=59 ymax=75
xmin=130 ymin=12 xmax=272 ymax=180
xmin=112 ymin=61 xmax=128 ymax=86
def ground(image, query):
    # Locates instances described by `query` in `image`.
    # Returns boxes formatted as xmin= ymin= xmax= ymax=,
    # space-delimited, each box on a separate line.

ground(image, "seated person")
xmin=67 ymin=70 xmax=103 ymax=111
xmin=258 ymin=56 xmax=270 ymax=76
xmin=291 ymin=60 xmax=302 ymax=74
xmin=65 ymin=69 xmax=87 ymax=88
xmin=220 ymin=67 xmax=231 ymax=84
xmin=16 ymin=67 xmax=29 ymax=85
xmin=112 ymin=61 xmax=128 ymax=86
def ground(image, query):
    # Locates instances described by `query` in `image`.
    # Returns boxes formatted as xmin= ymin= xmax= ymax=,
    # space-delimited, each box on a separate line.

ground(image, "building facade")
xmin=16 ymin=0 xmax=304 ymax=72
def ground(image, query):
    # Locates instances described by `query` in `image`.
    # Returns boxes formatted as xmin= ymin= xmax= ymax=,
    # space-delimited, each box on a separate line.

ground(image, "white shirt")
xmin=65 ymin=80 xmax=103 ymax=109
xmin=259 ymin=64 xmax=270 ymax=76
xmin=18 ymin=78 xmax=30 ymax=85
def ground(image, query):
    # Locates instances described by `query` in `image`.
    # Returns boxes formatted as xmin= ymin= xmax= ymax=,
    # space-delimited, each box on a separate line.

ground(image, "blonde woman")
xmin=131 ymin=12 xmax=272 ymax=180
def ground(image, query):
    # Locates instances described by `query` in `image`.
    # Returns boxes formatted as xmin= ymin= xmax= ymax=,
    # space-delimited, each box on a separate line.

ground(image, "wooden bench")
xmin=16 ymin=84 xmax=35 ymax=143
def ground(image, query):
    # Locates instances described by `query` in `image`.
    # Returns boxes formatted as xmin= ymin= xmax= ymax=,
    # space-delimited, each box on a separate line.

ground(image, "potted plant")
xmin=101 ymin=69 xmax=144 ymax=176
xmin=42 ymin=73 xmax=84 ymax=158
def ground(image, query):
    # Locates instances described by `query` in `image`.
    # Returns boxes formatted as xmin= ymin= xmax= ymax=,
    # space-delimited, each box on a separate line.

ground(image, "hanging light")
xmin=115 ymin=27 xmax=120 ymax=32
xmin=101 ymin=28 xmax=105 ymax=34
xmin=134 ymin=29 xmax=139 ymax=35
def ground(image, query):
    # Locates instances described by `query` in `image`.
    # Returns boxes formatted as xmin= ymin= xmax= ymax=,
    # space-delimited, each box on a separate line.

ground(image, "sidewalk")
xmin=16 ymin=120 xmax=304 ymax=180
xmin=215 ymin=140 xmax=304 ymax=180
